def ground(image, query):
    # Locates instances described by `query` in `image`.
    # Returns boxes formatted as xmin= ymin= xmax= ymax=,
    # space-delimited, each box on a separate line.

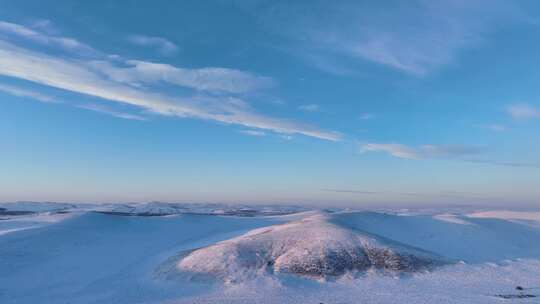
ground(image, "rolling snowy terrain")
xmin=1 ymin=202 xmax=540 ymax=303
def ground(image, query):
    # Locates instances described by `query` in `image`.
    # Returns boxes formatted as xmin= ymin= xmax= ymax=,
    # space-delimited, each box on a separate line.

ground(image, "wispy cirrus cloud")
xmin=281 ymin=135 xmax=293 ymax=140
xmin=0 ymin=83 xmax=58 ymax=103
xmin=77 ymin=103 xmax=146 ymax=121
xmin=464 ymin=159 xmax=540 ymax=169
xmin=127 ymin=34 xmax=179 ymax=55
xmin=360 ymin=142 xmax=540 ymax=168
xmin=359 ymin=113 xmax=374 ymax=120
xmin=88 ymin=60 xmax=274 ymax=94
xmin=247 ymin=0 xmax=519 ymax=76
xmin=239 ymin=130 xmax=266 ymax=137
xmin=361 ymin=143 xmax=421 ymax=159
xmin=479 ymin=124 xmax=507 ymax=132
xmin=0 ymin=21 xmax=341 ymax=141
xmin=322 ymin=188 xmax=377 ymax=194
xmin=507 ymin=104 xmax=540 ymax=120
xmin=0 ymin=21 xmax=95 ymax=54
xmin=360 ymin=143 xmax=484 ymax=160
xmin=322 ymin=188 xmax=489 ymax=199
xmin=298 ymin=104 xmax=320 ymax=112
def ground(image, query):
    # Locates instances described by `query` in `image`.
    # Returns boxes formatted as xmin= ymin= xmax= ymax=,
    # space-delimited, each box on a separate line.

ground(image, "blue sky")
xmin=0 ymin=0 xmax=539 ymax=206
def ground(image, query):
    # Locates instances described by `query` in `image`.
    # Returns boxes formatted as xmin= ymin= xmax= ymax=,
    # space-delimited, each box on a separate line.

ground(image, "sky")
xmin=0 ymin=0 xmax=539 ymax=207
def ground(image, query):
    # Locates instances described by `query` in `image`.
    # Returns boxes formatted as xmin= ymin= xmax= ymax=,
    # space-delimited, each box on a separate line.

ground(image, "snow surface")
xmin=1 ymin=203 xmax=540 ymax=303
xmin=0 ymin=211 xmax=286 ymax=304
xmin=173 ymin=259 xmax=540 ymax=304
xmin=467 ymin=210 xmax=540 ymax=221
xmin=0 ymin=211 xmax=78 ymax=236
xmin=332 ymin=211 xmax=540 ymax=263
xmin=432 ymin=213 xmax=474 ymax=225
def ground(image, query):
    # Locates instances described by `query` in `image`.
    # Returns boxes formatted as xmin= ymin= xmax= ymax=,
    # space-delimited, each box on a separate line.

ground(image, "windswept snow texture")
xmin=177 ymin=213 xmax=445 ymax=281
xmin=1 ymin=203 xmax=540 ymax=304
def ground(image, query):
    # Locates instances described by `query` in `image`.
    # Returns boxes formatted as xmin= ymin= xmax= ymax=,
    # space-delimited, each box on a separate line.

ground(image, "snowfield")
xmin=1 ymin=202 xmax=540 ymax=303
xmin=467 ymin=210 xmax=540 ymax=221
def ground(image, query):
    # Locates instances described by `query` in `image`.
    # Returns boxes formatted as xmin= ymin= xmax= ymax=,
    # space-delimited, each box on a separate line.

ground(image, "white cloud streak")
xmin=507 ymin=104 xmax=540 ymax=120
xmin=360 ymin=142 xmax=540 ymax=168
xmin=360 ymin=143 xmax=484 ymax=160
xmin=77 ymin=103 xmax=146 ymax=121
xmin=0 ymin=83 xmax=58 ymax=103
xmin=298 ymin=104 xmax=321 ymax=112
xmin=361 ymin=143 xmax=422 ymax=160
xmin=359 ymin=113 xmax=374 ymax=120
xmin=127 ymin=34 xmax=179 ymax=55
xmin=88 ymin=60 xmax=274 ymax=94
xmin=0 ymin=22 xmax=340 ymax=141
xmin=322 ymin=189 xmax=377 ymax=194
xmin=463 ymin=159 xmax=540 ymax=169
xmin=281 ymin=135 xmax=293 ymax=140
xmin=239 ymin=130 xmax=266 ymax=137
xmin=0 ymin=21 xmax=95 ymax=54
xmin=480 ymin=124 xmax=507 ymax=132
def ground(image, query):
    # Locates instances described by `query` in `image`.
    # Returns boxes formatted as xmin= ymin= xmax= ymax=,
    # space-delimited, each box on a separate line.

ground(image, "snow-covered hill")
xmin=0 ymin=201 xmax=77 ymax=215
xmin=175 ymin=213 xmax=446 ymax=281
